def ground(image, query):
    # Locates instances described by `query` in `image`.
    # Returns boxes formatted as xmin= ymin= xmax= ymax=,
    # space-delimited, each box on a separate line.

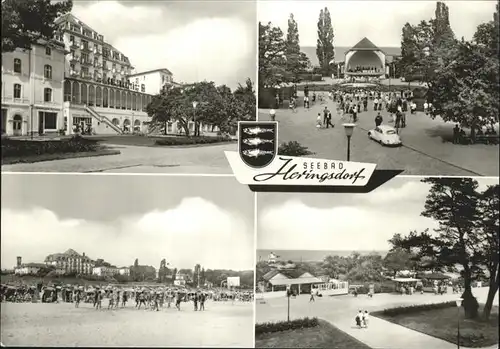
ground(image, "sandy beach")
xmin=0 ymin=301 xmax=253 ymax=347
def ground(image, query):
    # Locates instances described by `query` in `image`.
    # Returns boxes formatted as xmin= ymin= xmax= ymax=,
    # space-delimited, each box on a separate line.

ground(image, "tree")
xmin=259 ymin=22 xmax=287 ymax=88
xmin=476 ymin=184 xmax=499 ymax=320
xmin=316 ymin=7 xmax=335 ymax=76
xmin=147 ymin=81 xmax=252 ymax=136
xmin=200 ymin=267 xmax=206 ymax=286
xmin=172 ymin=268 xmax=178 ymax=282
xmin=194 ymin=264 xmax=201 ymax=287
xmin=284 ymin=14 xmax=310 ymax=83
xmin=383 ymin=247 xmax=415 ymax=278
xmin=427 ymin=39 xmax=498 ymax=140
xmin=2 ymin=0 xmax=73 ymax=53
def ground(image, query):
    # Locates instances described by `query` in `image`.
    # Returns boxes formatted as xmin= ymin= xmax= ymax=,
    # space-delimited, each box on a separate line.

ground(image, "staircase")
xmin=84 ymin=105 xmax=123 ymax=134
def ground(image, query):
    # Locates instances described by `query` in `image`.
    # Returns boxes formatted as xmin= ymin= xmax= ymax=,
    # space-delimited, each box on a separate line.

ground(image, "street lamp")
xmin=455 ymin=298 xmax=463 ymax=349
xmin=269 ymin=109 xmax=276 ymax=122
xmin=192 ymin=100 xmax=198 ymax=136
xmin=342 ymin=123 xmax=356 ymax=161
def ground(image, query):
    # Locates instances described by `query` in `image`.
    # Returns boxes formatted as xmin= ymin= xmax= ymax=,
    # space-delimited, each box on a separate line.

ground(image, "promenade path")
xmin=2 ymin=143 xmax=235 ymax=174
xmin=256 ymin=287 xmax=498 ymax=349
xmin=259 ymin=95 xmax=499 ymax=176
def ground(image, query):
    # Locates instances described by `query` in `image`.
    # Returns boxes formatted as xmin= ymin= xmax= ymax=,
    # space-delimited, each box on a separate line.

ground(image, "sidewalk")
xmin=329 ymin=315 xmax=497 ymax=349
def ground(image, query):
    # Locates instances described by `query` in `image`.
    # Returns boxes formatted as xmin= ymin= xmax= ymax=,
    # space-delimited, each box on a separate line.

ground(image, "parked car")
xmin=368 ymin=125 xmax=402 ymax=146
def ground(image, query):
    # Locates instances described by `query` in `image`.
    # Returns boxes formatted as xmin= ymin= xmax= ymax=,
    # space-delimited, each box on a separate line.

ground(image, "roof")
xmin=302 ymin=45 xmax=401 ymax=66
xmin=349 ymin=37 xmax=380 ymax=52
xmin=128 ymin=68 xmax=173 ymax=77
xmin=416 ymin=272 xmax=451 ymax=280
xmin=19 ymin=263 xmax=46 ymax=268
xmin=270 ymin=277 xmax=323 ymax=286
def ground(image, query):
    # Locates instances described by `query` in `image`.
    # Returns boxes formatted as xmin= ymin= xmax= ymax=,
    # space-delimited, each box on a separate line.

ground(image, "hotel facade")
xmin=1 ymin=13 xmax=213 ymax=137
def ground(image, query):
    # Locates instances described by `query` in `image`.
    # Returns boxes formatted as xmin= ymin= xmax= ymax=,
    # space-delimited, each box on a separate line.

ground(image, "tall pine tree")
xmin=316 ymin=7 xmax=335 ymax=76
xmin=285 ymin=14 xmax=309 ymax=83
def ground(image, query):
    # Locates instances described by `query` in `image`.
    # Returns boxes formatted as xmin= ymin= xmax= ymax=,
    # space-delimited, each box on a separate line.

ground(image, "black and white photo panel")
xmin=255 ymin=176 xmax=499 ymax=349
xmin=258 ymin=0 xmax=499 ymax=176
xmin=1 ymin=174 xmax=255 ymax=347
xmin=2 ymin=0 xmax=257 ymax=174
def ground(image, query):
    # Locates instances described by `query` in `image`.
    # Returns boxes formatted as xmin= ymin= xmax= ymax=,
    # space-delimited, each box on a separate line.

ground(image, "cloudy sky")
xmin=259 ymin=1 xmax=497 ymax=47
xmin=72 ymin=0 xmax=256 ymax=89
xmin=257 ymin=177 xmax=499 ymax=251
xmin=1 ymin=174 xmax=254 ymax=271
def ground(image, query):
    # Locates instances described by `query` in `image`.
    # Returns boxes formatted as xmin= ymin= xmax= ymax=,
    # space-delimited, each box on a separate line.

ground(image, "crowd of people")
xmin=0 ymin=283 xmax=253 ymax=312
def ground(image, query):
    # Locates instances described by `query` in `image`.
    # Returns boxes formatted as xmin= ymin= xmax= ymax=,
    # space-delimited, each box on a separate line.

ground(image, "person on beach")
xmin=309 ymin=289 xmax=315 ymax=302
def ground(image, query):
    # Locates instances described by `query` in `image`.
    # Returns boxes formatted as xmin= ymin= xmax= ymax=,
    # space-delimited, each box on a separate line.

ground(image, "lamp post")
xmin=286 ymin=285 xmax=291 ymax=322
xmin=455 ymin=298 xmax=463 ymax=349
xmin=342 ymin=123 xmax=356 ymax=161
xmin=192 ymin=100 xmax=198 ymax=136
xmin=269 ymin=109 xmax=276 ymax=122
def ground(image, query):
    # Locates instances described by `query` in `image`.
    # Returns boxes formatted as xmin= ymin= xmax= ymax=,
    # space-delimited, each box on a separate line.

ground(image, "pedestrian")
xmin=424 ymin=101 xmax=429 ymax=114
xmin=363 ymin=98 xmax=368 ymax=111
xmin=453 ymin=124 xmax=460 ymax=144
xmin=326 ymin=111 xmax=335 ymax=129
xmin=269 ymin=109 xmax=276 ymax=122
xmin=199 ymin=293 xmax=205 ymax=311
xmin=316 ymin=113 xmax=322 ymax=130
xmin=309 ymin=289 xmax=315 ymax=302
xmin=363 ymin=311 xmax=369 ymax=328
xmin=375 ymin=112 xmax=383 ymax=127
xmin=355 ymin=311 xmax=363 ymax=328
xmin=352 ymin=105 xmax=358 ymax=123
xmin=373 ymin=97 xmax=378 ymax=111
xmin=322 ymin=106 xmax=330 ymax=126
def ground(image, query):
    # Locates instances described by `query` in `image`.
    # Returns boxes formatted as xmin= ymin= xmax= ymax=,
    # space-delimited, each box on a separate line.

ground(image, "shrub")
xmin=1 ymin=136 xmax=100 ymax=158
xmin=377 ymin=301 xmax=456 ymax=317
xmin=255 ymin=317 xmax=319 ymax=335
xmin=278 ymin=141 xmax=314 ymax=157
xmin=154 ymin=136 xmax=233 ymax=146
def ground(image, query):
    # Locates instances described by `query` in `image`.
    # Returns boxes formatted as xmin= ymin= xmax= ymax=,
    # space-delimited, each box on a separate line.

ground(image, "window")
xmin=162 ymin=75 xmax=165 ymax=83
xmin=135 ymin=78 xmax=139 ymax=84
xmin=44 ymin=65 xmax=52 ymax=79
xmin=44 ymin=88 xmax=52 ymax=102
xmin=70 ymin=35 xmax=75 ymax=42
xmin=70 ymin=63 xmax=75 ymax=71
xmin=41 ymin=112 xmax=57 ymax=129
xmin=141 ymin=84 xmax=145 ymax=92
xmin=81 ymin=53 xmax=88 ymax=61
xmin=13 ymin=84 xmax=22 ymax=98
xmin=45 ymin=47 xmax=51 ymax=56
xmin=13 ymin=58 xmax=22 ymax=73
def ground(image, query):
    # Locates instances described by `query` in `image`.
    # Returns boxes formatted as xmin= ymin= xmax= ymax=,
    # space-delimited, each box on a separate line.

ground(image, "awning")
xmin=269 ymin=277 xmax=323 ymax=286
xmin=392 ymin=278 xmax=420 ymax=283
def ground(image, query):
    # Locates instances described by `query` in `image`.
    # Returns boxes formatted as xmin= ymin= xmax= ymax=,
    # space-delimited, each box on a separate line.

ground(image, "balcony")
xmin=94 ymin=62 xmax=103 ymax=69
xmin=70 ymin=70 xmax=80 ymax=77
xmin=70 ymin=41 xmax=79 ymax=49
xmin=80 ymin=59 xmax=93 ymax=66
xmin=69 ymin=55 xmax=80 ymax=63
xmin=68 ymin=26 xmax=81 ymax=35
xmin=80 ymin=73 xmax=92 ymax=80
xmin=80 ymin=45 xmax=92 ymax=53
xmin=94 ymin=48 xmax=102 ymax=55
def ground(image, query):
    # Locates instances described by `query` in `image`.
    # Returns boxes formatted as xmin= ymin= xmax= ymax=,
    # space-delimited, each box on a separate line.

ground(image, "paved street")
xmin=259 ymin=97 xmax=499 ymax=176
xmin=256 ymin=287 xmax=498 ymax=349
xmin=1 ymin=301 xmax=253 ymax=347
xmin=1 ymin=143 xmax=235 ymax=173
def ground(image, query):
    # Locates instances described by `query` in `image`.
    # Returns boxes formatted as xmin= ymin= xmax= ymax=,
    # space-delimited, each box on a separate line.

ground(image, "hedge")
xmin=278 ymin=141 xmax=314 ymax=157
xmin=154 ymin=136 xmax=233 ymax=146
xmin=255 ymin=317 xmax=319 ymax=335
xmin=376 ymin=301 xmax=456 ymax=317
xmin=1 ymin=135 xmax=100 ymax=158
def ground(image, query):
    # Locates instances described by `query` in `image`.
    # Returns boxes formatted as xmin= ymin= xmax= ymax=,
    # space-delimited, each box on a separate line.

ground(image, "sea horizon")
xmin=257 ymin=249 xmax=388 ymax=263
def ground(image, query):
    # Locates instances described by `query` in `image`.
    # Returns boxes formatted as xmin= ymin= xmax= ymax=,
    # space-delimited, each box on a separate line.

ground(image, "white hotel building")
xmin=1 ymin=13 xmax=212 ymax=137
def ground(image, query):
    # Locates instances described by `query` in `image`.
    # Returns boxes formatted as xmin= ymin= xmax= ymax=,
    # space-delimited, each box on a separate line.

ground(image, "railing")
xmin=69 ymin=55 xmax=80 ymax=62
xmin=84 ymin=105 xmax=123 ymax=134
xmin=70 ymin=42 xmax=79 ymax=49
xmin=80 ymin=59 xmax=93 ymax=66
xmin=81 ymin=46 xmax=92 ymax=53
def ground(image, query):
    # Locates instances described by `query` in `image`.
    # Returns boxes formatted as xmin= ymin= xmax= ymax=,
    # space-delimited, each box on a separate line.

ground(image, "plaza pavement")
xmin=256 ymin=287 xmax=498 ymax=349
xmin=1 ymin=301 xmax=253 ymax=347
xmin=1 ymin=143 xmax=235 ymax=173
xmin=259 ymin=97 xmax=499 ymax=176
